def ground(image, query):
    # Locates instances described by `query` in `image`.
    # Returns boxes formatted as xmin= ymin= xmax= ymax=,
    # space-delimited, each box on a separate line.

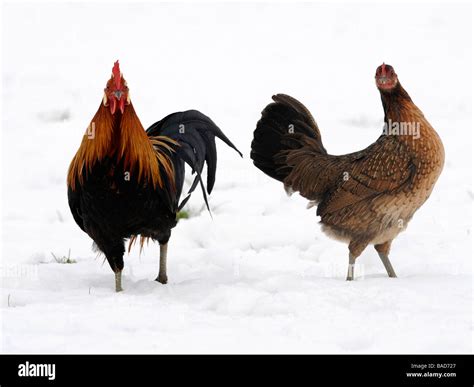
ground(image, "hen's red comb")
xmin=112 ymin=60 xmax=121 ymax=89
xmin=380 ymin=62 xmax=387 ymax=76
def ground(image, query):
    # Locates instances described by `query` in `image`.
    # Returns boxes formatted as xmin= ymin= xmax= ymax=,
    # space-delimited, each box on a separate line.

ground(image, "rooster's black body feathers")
xmin=68 ymin=110 xmax=241 ymax=273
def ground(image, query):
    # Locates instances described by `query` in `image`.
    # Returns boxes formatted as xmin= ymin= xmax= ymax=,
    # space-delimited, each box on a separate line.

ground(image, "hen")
xmin=68 ymin=61 xmax=241 ymax=291
xmin=251 ymin=63 xmax=444 ymax=280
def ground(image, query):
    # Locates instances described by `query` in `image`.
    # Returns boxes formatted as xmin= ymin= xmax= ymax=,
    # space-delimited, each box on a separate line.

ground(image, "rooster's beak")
xmin=109 ymin=92 xmax=126 ymax=115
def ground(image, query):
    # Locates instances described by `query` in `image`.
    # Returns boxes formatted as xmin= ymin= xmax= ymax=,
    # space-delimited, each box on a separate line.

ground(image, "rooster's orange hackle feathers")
xmin=67 ymin=102 xmax=178 ymax=191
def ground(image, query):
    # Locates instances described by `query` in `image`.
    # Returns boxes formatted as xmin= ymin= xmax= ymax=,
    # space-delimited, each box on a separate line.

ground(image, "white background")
xmin=1 ymin=2 xmax=472 ymax=353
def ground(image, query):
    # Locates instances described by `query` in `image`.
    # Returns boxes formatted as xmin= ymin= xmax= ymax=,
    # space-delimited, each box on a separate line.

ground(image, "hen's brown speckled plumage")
xmin=251 ymin=64 xmax=444 ymax=279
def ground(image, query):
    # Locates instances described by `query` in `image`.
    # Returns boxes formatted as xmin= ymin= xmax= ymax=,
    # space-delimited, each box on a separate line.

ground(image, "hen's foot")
xmin=346 ymin=263 xmax=355 ymax=281
xmin=378 ymin=253 xmax=397 ymax=278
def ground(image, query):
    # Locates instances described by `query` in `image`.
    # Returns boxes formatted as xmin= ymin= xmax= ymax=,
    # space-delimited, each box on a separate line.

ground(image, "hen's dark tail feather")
xmin=147 ymin=110 xmax=242 ymax=212
xmin=250 ymin=94 xmax=326 ymax=182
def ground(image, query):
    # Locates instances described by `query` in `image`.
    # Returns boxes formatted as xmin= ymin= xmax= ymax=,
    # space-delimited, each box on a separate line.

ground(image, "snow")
xmin=1 ymin=2 xmax=472 ymax=353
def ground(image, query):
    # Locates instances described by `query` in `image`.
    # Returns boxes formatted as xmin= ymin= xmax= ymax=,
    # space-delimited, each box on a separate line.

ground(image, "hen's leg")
xmin=374 ymin=241 xmax=397 ymax=278
xmin=155 ymin=243 xmax=168 ymax=284
xmin=346 ymin=240 xmax=368 ymax=281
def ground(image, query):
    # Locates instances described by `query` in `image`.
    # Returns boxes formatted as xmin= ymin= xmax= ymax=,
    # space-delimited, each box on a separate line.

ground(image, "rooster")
xmin=68 ymin=61 xmax=241 ymax=291
xmin=251 ymin=63 xmax=444 ymax=280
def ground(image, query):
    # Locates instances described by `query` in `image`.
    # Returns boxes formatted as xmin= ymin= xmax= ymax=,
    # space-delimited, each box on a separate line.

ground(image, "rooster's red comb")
xmin=112 ymin=60 xmax=122 ymax=89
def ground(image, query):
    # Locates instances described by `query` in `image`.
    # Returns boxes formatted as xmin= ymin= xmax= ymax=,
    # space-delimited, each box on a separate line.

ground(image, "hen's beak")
xmin=376 ymin=76 xmax=396 ymax=90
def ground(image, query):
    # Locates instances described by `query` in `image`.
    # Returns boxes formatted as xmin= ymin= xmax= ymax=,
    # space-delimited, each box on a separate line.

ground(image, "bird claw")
xmin=155 ymin=274 xmax=168 ymax=285
xmin=346 ymin=263 xmax=355 ymax=281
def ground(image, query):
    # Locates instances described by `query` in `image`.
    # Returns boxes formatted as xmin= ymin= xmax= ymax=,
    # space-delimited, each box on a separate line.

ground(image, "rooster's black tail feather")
xmin=147 ymin=110 xmax=242 ymax=212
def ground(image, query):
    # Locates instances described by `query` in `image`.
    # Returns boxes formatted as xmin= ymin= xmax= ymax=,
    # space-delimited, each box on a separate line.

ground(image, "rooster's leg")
xmin=346 ymin=240 xmax=368 ymax=281
xmin=103 ymin=244 xmax=125 ymax=292
xmin=115 ymin=270 xmax=123 ymax=292
xmin=374 ymin=241 xmax=397 ymax=278
xmin=155 ymin=243 xmax=168 ymax=284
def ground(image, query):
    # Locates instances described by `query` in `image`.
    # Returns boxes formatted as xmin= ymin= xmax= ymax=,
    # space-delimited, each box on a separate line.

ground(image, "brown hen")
xmin=250 ymin=63 xmax=444 ymax=280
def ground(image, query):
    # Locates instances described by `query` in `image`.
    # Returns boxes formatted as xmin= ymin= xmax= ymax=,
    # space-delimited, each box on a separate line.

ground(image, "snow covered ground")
xmin=1 ymin=2 xmax=472 ymax=353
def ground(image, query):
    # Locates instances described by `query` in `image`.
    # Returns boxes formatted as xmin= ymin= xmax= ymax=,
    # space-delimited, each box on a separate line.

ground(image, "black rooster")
xmin=68 ymin=61 xmax=241 ymax=291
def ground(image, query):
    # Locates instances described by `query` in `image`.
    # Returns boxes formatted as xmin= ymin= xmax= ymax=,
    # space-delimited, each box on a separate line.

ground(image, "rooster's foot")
xmin=156 ymin=243 xmax=168 ymax=284
xmin=155 ymin=274 xmax=168 ymax=285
